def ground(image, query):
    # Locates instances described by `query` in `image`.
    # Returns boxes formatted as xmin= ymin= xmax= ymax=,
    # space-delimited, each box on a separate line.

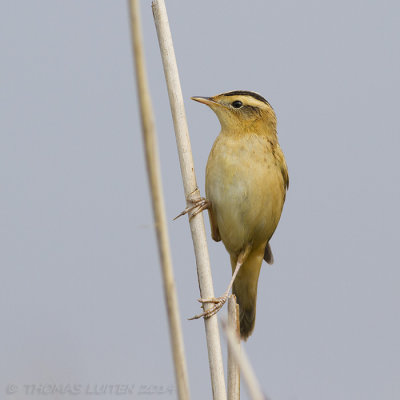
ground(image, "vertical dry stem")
xmin=152 ymin=1 xmax=226 ymax=399
xmin=221 ymin=319 xmax=267 ymax=400
xmin=129 ymin=1 xmax=190 ymax=399
xmin=228 ymin=296 xmax=240 ymax=400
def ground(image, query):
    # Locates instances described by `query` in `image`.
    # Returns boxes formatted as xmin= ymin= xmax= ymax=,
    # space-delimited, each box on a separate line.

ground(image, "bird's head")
xmin=191 ymin=90 xmax=277 ymax=134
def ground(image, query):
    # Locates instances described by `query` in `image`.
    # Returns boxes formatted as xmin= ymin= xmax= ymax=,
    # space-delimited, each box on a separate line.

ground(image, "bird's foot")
xmin=188 ymin=294 xmax=228 ymax=320
xmin=174 ymin=191 xmax=210 ymax=221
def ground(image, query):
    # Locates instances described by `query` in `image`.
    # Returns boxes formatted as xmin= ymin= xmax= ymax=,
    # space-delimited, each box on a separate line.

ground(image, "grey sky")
xmin=1 ymin=1 xmax=399 ymax=399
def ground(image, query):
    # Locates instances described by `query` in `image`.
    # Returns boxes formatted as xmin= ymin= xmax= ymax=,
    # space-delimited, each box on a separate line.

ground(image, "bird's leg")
xmin=174 ymin=188 xmax=210 ymax=221
xmin=189 ymin=245 xmax=251 ymax=320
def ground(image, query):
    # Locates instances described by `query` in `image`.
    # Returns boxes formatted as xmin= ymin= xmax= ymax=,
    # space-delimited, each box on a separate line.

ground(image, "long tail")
xmin=231 ymin=248 xmax=263 ymax=340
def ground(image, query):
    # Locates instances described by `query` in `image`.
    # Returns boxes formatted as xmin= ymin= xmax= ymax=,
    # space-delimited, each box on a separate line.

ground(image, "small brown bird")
xmin=183 ymin=90 xmax=288 ymax=340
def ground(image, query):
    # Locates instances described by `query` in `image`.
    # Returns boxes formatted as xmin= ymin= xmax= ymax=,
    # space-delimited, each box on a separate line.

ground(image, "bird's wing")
xmin=275 ymin=144 xmax=289 ymax=191
xmin=281 ymin=162 xmax=289 ymax=190
xmin=263 ymin=242 xmax=274 ymax=264
xmin=208 ymin=206 xmax=221 ymax=242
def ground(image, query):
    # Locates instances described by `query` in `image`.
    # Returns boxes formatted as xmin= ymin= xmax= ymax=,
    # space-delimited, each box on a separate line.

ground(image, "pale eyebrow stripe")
xmin=223 ymin=90 xmax=270 ymax=106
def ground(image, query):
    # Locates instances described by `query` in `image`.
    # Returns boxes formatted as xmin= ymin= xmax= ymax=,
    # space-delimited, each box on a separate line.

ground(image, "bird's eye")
xmin=232 ymin=100 xmax=243 ymax=109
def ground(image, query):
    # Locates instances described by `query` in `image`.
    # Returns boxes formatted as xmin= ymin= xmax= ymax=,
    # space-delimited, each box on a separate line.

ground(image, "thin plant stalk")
xmin=221 ymin=319 xmax=268 ymax=400
xmin=227 ymin=295 xmax=240 ymax=400
xmin=129 ymin=1 xmax=190 ymax=399
xmin=152 ymin=1 xmax=227 ymax=399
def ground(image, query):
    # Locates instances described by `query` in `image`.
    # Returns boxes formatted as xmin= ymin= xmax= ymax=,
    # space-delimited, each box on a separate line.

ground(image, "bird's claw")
xmin=197 ymin=297 xmax=221 ymax=304
xmin=188 ymin=295 xmax=228 ymax=320
xmin=174 ymin=196 xmax=210 ymax=221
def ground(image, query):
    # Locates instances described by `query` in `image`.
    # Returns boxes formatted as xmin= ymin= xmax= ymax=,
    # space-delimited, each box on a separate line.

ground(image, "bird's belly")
xmin=206 ymin=141 xmax=285 ymax=255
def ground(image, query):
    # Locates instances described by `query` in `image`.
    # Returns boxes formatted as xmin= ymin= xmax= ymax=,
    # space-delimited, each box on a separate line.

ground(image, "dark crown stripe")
xmin=222 ymin=90 xmax=270 ymax=106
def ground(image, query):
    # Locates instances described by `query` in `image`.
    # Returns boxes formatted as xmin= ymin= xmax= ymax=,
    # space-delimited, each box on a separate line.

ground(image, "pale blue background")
xmin=1 ymin=1 xmax=399 ymax=399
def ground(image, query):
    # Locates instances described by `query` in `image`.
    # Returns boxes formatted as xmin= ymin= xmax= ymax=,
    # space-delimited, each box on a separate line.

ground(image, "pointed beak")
xmin=191 ymin=96 xmax=227 ymax=109
xmin=191 ymin=96 xmax=217 ymax=106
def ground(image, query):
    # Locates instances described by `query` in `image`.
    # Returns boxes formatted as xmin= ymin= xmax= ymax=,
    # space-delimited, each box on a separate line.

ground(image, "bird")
xmin=180 ymin=90 xmax=288 ymax=340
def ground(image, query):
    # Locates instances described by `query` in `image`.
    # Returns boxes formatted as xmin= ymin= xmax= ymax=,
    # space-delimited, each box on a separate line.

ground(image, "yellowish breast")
xmin=206 ymin=132 xmax=287 ymax=254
